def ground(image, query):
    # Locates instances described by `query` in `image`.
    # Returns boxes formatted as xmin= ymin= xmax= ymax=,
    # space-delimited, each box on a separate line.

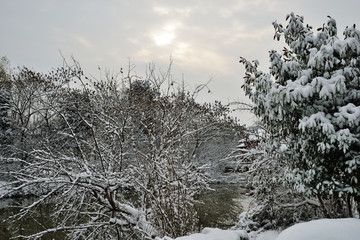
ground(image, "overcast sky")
xmin=1 ymin=0 xmax=359 ymax=125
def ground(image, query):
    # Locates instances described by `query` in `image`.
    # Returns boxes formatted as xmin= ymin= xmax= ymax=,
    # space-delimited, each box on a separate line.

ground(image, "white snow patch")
xmin=253 ymin=231 xmax=280 ymax=240
xmin=279 ymin=144 xmax=287 ymax=152
xmin=275 ymin=218 xmax=360 ymax=240
xmin=0 ymin=181 xmax=11 ymax=197
xmin=157 ymin=228 xmax=248 ymax=240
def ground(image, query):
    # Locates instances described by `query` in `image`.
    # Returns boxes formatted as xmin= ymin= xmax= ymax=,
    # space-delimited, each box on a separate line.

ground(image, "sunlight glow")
xmin=154 ymin=32 xmax=175 ymax=46
xmin=153 ymin=25 xmax=177 ymax=46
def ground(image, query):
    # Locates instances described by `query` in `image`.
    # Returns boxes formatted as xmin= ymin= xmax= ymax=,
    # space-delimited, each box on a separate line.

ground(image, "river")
xmin=196 ymin=184 xmax=248 ymax=229
xmin=0 ymin=184 xmax=248 ymax=239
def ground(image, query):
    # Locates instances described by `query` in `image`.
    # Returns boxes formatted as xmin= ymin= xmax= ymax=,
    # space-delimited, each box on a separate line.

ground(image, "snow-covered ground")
xmin=157 ymin=218 xmax=360 ymax=240
xmin=156 ymin=228 xmax=249 ymax=240
xmin=253 ymin=231 xmax=279 ymax=240
xmin=276 ymin=218 xmax=360 ymax=240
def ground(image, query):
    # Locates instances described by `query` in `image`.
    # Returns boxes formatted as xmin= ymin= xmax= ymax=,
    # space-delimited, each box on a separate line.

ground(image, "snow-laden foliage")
xmin=240 ymin=13 xmax=360 ymax=218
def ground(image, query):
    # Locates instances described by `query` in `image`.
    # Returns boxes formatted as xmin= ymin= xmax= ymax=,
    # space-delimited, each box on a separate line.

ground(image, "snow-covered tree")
xmin=0 ymin=56 xmax=12 ymax=150
xmin=1 ymin=60 xmax=243 ymax=239
xmin=240 ymin=13 xmax=360 ymax=217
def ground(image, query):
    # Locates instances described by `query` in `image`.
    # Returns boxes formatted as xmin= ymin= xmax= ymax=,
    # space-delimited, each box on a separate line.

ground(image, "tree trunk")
xmin=317 ymin=194 xmax=331 ymax=218
xmin=347 ymin=195 xmax=353 ymax=218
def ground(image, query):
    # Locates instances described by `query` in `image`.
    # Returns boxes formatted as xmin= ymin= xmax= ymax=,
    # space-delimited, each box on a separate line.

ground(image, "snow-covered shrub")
xmin=240 ymin=13 xmax=360 ymax=219
xmin=233 ymin=126 xmax=323 ymax=231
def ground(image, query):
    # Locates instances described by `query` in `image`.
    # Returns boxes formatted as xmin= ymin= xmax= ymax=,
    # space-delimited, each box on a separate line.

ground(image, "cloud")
xmin=153 ymin=5 xmax=193 ymax=17
xmin=153 ymin=6 xmax=171 ymax=15
xmin=218 ymin=0 xmax=283 ymax=17
xmin=74 ymin=36 xmax=93 ymax=48
xmin=223 ymin=25 xmax=275 ymax=44
xmin=175 ymin=45 xmax=231 ymax=75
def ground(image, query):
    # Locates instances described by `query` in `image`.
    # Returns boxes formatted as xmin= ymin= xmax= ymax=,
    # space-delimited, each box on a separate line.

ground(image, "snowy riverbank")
xmin=157 ymin=218 xmax=360 ymax=240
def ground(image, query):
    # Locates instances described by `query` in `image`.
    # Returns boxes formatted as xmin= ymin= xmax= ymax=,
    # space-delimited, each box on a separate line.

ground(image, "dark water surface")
xmin=196 ymin=184 xmax=247 ymax=229
xmin=0 ymin=197 xmax=66 ymax=239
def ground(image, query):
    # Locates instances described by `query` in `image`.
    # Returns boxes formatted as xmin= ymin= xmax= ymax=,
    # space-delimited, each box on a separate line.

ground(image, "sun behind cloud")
xmin=154 ymin=32 xmax=175 ymax=46
xmin=153 ymin=24 xmax=177 ymax=46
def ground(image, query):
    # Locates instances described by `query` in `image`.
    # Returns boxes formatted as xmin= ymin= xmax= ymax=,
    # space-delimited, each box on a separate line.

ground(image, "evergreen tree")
xmin=240 ymin=13 xmax=360 ymax=217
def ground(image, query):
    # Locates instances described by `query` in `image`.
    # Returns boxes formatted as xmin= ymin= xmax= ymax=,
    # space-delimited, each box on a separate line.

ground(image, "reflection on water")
xmin=196 ymin=184 xmax=247 ymax=229
xmin=0 ymin=184 xmax=247 ymax=238
xmin=0 ymin=197 xmax=65 ymax=240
